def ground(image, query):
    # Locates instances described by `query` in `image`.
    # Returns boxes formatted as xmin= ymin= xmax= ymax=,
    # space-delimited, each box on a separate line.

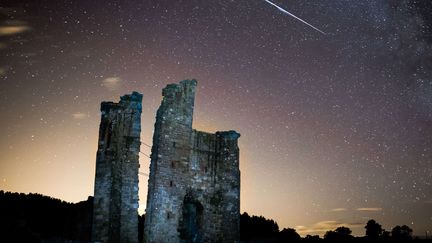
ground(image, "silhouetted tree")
xmin=365 ymin=219 xmax=383 ymax=238
xmin=279 ymin=228 xmax=301 ymax=242
xmin=240 ymin=212 xmax=279 ymax=241
xmin=305 ymin=234 xmax=322 ymax=241
xmin=324 ymin=227 xmax=353 ymax=242
xmin=324 ymin=230 xmax=337 ymax=241
xmin=335 ymin=226 xmax=352 ymax=235
xmin=392 ymin=225 xmax=413 ymax=241
xmin=382 ymin=230 xmax=391 ymax=241
xmin=0 ymin=190 xmax=92 ymax=242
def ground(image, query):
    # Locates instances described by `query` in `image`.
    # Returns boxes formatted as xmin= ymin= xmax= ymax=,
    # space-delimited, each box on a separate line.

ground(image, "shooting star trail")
xmin=263 ymin=0 xmax=326 ymax=35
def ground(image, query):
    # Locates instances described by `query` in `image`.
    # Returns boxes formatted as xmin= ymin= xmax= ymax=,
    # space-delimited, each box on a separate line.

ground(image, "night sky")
xmin=1 ymin=0 xmax=431 ymax=237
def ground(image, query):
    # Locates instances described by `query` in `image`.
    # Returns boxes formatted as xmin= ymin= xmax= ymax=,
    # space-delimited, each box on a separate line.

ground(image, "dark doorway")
xmin=179 ymin=195 xmax=203 ymax=243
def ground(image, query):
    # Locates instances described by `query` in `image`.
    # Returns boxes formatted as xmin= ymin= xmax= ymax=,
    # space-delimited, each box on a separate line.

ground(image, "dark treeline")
xmin=0 ymin=190 xmax=93 ymax=242
xmin=0 ymin=191 xmax=431 ymax=242
xmin=240 ymin=213 xmax=431 ymax=243
xmin=0 ymin=190 xmax=149 ymax=242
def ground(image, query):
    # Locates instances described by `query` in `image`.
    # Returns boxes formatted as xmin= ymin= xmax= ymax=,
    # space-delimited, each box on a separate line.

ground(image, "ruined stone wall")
xmin=92 ymin=92 xmax=142 ymax=243
xmin=144 ymin=80 xmax=240 ymax=243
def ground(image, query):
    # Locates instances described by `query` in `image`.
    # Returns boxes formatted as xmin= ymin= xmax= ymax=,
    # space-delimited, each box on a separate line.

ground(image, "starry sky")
xmin=1 ymin=0 xmax=431 ymax=237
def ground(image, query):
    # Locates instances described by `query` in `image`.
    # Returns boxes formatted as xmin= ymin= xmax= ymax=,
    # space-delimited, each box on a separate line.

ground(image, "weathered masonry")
xmin=144 ymin=80 xmax=241 ymax=243
xmin=92 ymin=92 xmax=142 ymax=243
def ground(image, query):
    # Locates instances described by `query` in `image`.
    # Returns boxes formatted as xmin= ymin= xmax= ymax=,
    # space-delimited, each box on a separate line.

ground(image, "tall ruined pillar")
xmin=92 ymin=92 xmax=142 ymax=243
xmin=215 ymin=131 xmax=241 ymax=242
xmin=144 ymin=80 xmax=240 ymax=243
xmin=144 ymin=80 xmax=196 ymax=243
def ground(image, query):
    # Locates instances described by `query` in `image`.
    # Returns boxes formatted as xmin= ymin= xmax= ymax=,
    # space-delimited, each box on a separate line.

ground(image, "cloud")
xmin=330 ymin=208 xmax=348 ymax=212
xmin=102 ymin=77 xmax=121 ymax=91
xmin=72 ymin=112 xmax=87 ymax=120
xmin=295 ymin=220 xmax=363 ymax=235
xmin=356 ymin=207 xmax=382 ymax=212
xmin=0 ymin=25 xmax=31 ymax=36
xmin=0 ymin=67 xmax=7 ymax=76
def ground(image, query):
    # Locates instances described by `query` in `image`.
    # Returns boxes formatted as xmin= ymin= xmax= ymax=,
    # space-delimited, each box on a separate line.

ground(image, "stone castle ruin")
xmin=92 ymin=92 xmax=142 ymax=243
xmin=144 ymin=80 xmax=241 ymax=243
xmin=92 ymin=80 xmax=240 ymax=243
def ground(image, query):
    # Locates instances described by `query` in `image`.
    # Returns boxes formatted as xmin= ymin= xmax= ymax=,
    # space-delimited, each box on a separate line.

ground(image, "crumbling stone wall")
xmin=144 ymin=80 xmax=240 ymax=243
xmin=92 ymin=92 xmax=142 ymax=243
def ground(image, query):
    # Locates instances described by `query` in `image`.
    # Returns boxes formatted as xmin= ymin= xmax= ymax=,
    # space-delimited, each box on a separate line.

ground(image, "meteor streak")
xmin=263 ymin=0 xmax=326 ymax=35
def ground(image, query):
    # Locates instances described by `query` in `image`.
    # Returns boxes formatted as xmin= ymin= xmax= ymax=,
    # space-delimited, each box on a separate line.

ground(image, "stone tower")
xmin=92 ymin=92 xmax=142 ymax=243
xmin=144 ymin=80 xmax=241 ymax=243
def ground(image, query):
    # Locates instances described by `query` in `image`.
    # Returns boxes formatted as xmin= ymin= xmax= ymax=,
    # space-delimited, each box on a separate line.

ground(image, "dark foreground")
xmin=0 ymin=191 xmax=430 ymax=243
